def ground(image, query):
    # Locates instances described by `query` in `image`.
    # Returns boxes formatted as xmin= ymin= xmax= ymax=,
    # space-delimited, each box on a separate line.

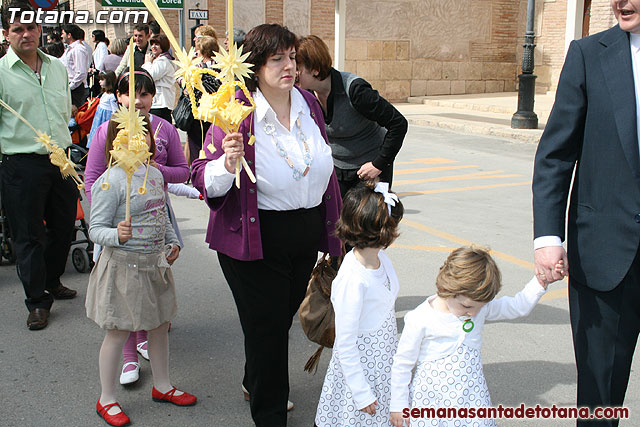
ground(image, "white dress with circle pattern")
xmin=410 ymin=345 xmax=494 ymax=426
xmin=390 ymin=278 xmax=547 ymax=426
xmin=315 ymin=249 xmax=399 ymax=427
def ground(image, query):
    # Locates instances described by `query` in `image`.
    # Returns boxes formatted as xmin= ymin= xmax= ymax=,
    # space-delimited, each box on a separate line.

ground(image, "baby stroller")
xmin=71 ymin=189 xmax=93 ymax=273
xmin=0 ymin=160 xmax=16 ymax=265
xmin=0 ymin=190 xmax=16 ymax=265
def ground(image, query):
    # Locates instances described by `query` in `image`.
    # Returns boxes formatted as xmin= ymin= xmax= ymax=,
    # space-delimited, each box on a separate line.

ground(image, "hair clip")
xmin=374 ymin=181 xmax=398 ymax=215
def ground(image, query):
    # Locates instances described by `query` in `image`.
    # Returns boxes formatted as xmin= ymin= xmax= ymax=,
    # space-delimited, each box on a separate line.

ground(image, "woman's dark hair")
xmin=104 ymin=116 xmax=155 ymax=164
xmin=243 ymin=24 xmax=298 ymax=92
xmin=297 ymin=35 xmax=332 ymax=81
xmin=116 ymin=68 xmax=156 ymax=97
xmin=335 ymin=181 xmax=404 ymax=249
xmin=92 ymin=29 xmax=107 ymax=45
xmin=42 ymin=41 xmax=65 ymax=58
xmin=99 ymin=70 xmax=117 ymax=94
xmin=149 ymin=33 xmax=170 ymax=53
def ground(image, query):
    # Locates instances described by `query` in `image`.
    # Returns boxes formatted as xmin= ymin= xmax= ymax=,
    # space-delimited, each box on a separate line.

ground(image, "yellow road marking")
xmin=394 ymin=165 xmax=478 ymax=175
xmin=393 ymin=171 xmax=522 ymax=186
xmin=396 ymin=219 xmax=568 ymax=301
xmin=395 ymin=158 xmax=456 ymax=165
xmin=397 ymin=181 xmax=531 ymax=196
xmin=540 ymin=286 xmax=568 ymax=302
xmin=392 ymin=244 xmax=457 ymax=253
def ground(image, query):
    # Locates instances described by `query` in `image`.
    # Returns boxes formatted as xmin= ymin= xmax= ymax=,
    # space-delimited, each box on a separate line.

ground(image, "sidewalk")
xmin=395 ymin=92 xmax=557 ymax=144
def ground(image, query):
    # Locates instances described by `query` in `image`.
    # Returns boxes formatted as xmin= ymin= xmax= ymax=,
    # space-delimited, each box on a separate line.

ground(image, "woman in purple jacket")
xmin=191 ymin=24 xmax=341 ymax=427
xmin=84 ymin=69 xmax=190 ymax=388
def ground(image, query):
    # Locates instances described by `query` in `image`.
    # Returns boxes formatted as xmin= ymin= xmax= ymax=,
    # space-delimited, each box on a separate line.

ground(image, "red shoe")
xmin=96 ymin=400 xmax=131 ymax=426
xmin=152 ymin=386 xmax=197 ymax=406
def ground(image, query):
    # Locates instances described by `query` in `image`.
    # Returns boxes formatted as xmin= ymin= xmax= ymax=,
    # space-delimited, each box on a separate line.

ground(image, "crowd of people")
xmin=1 ymin=0 xmax=639 ymax=426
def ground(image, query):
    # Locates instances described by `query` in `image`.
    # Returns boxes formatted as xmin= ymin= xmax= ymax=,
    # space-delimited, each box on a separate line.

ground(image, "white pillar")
xmin=334 ymin=0 xmax=346 ymax=70
xmin=565 ymin=0 xmax=584 ymax=53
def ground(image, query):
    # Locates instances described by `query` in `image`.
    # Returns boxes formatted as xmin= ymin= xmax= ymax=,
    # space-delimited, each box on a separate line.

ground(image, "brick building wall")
xmin=310 ymin=0 xmax=334 ymax=41
xmin=265 ymin=0 xmax=283 ymax=24
xmin=537 ymin=0 xmax=568 ymax=91
xmin=43 ymin=0 xmax=623 ymax=101
xmin=207 ymin=0 xmax=226 ymax=39
xmin=588 ymin=0 xmax=616 ymax=34
xmin=335 ymin=0 xmax=525 ymax=101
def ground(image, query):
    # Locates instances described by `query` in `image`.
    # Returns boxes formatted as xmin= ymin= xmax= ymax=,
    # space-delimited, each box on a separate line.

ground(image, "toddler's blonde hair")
xmin=436 ymin=246 xmax=502 ymax=302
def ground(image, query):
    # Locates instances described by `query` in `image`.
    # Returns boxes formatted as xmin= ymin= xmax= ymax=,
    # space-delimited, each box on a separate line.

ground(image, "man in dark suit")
xmin=533 ymin=1 xmax=640 ymax=425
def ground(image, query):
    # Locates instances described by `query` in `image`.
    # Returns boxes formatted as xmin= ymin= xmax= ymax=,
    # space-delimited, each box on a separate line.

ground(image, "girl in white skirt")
xmin=315 ymin=181 xmax=403 ymax=427
xmin=390 ymin=246 xmax=564 ymax=427
xmin=86 ymin=113 xmax=196 ymax=426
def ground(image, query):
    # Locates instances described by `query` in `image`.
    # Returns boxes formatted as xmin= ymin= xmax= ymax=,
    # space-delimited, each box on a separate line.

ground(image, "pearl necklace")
xmin=263 ymin=116 xmax=313 ymax=180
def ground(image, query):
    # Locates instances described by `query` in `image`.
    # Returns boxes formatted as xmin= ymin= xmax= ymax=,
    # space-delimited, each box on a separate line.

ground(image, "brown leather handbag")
xmin=298 ymin=253 xmax=341 ymax=373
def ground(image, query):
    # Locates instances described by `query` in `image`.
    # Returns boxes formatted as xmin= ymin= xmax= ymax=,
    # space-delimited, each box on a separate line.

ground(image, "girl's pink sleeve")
xmin=84 ymin=122 xmax=109 ymax=204
xmin=155 ymin=123 xmax=189 ymax=184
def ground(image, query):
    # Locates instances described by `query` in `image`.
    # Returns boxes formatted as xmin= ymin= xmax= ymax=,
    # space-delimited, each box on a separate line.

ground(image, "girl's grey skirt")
xmin=85 ymin=246 xmax=177 ymax=331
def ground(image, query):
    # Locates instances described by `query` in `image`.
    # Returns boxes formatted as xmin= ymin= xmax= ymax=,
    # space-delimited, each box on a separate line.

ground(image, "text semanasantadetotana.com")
xmin=402 ymin=404 xmax=629 ymax=420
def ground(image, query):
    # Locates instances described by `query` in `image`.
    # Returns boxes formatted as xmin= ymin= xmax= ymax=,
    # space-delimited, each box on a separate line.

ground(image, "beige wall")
xmin=589 ymin=0 xmax=616 ymax=34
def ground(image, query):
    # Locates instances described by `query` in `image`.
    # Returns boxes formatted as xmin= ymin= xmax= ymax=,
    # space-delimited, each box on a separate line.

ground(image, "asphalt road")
xmin=1 ymin=125 xmax=637 ymax=426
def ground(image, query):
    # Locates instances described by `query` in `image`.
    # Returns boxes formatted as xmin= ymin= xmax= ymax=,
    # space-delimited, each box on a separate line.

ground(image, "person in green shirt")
xmin=0 ymin=0 xmax=79 ymax=331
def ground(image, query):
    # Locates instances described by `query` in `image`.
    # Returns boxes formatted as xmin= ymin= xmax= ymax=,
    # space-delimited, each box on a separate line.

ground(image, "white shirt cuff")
xmin=533 ymin=236 xmax=562 ymax=250
xmin=204 ymin=155 xmax=235 ymax=198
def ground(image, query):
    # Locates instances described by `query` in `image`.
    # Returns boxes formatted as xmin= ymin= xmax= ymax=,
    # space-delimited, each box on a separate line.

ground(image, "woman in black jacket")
xmin=296 ymin=35 xmax=408 ymax=196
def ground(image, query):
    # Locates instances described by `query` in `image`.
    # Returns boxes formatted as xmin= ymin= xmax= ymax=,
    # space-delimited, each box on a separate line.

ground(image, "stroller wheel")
xmin=1 ymin=239 xmax=16 ymax=264
xmin=72 ymin=247 xmax=91 ymax=273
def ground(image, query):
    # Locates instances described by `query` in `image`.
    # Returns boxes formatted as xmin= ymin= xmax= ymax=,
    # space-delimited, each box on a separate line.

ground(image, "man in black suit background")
xmin=533 ymin=1 xmax=640 ymax=425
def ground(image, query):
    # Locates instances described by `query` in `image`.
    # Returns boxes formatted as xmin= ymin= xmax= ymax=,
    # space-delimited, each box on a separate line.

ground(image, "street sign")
xmin=189 ymin=9 xmax=208 ymax=20
xmin=101 ymin=0 xmax=182 ymax=9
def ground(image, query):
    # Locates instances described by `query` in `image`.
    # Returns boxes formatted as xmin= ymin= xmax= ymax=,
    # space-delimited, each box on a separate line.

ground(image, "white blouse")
xmin=93 ymin=41 xmax=109 ymax=72
xmin=204 ymin=87 xmax=334 ymax=210
xmin=331 ymin=249 xmax=400 ymax=409
xmin=389 ymin=277 xmax=546 ymax=412
xmin=142 ymin=55 xmax=177 ymax=110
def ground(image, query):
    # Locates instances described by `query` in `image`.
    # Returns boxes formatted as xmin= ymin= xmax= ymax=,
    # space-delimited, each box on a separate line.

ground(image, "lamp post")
xmin=511 ymin=0 xmax=538 ymax=129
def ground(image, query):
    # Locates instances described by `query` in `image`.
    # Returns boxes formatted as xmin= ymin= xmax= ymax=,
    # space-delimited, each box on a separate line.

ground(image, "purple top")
xmin=84 ymin=114 xmax=189 ymax=203
xmin=191 ymin=87 xmax=342 ymax=261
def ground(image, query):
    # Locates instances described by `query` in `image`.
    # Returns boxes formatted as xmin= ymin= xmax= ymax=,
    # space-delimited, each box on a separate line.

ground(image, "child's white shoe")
xmin=241 ymin=384 xmax=294 ymax=411
xmin=120 ymin=362 xmax=140 ymax=385
xmin=136 ymin=341 xmax=149 ymax=360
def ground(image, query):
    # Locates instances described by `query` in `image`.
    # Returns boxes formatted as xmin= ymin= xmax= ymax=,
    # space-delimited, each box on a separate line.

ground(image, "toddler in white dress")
xmin=390 ymin=246 xmax=564 ymax=427
xmin=315 ymin=182 xmax=403 ymax=427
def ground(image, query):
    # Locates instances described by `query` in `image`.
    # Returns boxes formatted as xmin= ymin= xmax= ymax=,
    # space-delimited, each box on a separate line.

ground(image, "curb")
xmin=406 ymin=116 xmax=543 ymax=144
xmin=407 ymin=97 xmax=552 ymax=120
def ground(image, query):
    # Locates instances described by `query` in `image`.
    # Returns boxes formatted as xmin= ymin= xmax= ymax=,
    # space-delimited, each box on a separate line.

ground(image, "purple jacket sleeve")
xmin=191 ymin=122 xmax=228 ymax=209
xmin=84 ymin=121 xmax=109 ymax=204
xmin=153 ymin=118 xmax=189 ymax=183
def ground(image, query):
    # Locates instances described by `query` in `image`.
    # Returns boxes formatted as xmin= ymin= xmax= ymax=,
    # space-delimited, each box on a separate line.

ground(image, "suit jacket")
xmin=533 ymin=25 xmax=640 ymax=291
